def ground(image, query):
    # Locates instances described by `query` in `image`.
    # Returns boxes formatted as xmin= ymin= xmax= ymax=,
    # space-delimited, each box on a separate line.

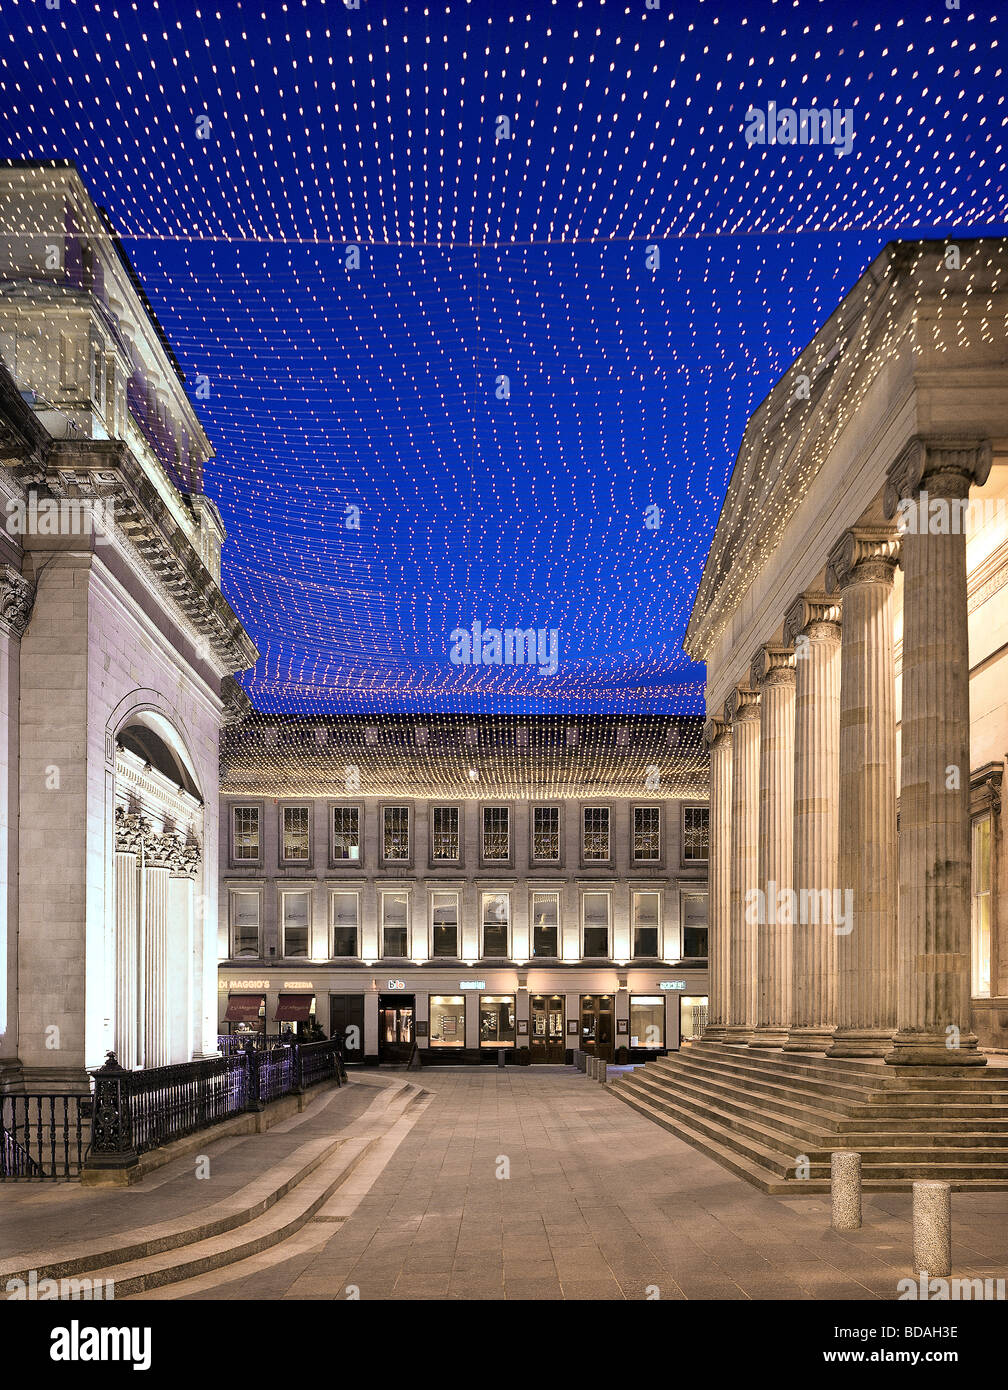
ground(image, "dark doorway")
xmin=329 ymin=993 xmax=365 ymax=1065
xmin=378 ymin=993 xmax=415 ymax=1063
xmin=580 ymin=994 xmax=614 ymax=1061
xmin=529 ymin=993 xmax=565 ymax=1063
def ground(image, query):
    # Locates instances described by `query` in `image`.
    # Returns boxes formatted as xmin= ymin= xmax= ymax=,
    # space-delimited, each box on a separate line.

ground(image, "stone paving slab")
xmin=141 ymin=1068 xmax=1008 ymax=1300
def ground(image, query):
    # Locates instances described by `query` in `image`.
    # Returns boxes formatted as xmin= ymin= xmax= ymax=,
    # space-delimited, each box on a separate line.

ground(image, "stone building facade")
xmin=218 ymin=716 xmax=710 ymax=1065
xmin=687 ymin=238 xmax=1008 ymax=1062
xmin=0 ymin=161 xmax=256 ymax=1090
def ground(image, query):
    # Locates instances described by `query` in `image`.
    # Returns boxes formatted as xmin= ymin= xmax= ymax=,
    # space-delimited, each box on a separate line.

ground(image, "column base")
xmin=885 ymin=1030 xmax=987 ymax=1067
xmin=748 ymin=1027 xmax=789 ymax=1048
xmin=721 ymin=1026 xmax=755 ymax=1045
xmin=701 ymin=1026 xmax=729 ymax=1042
xmin=782 ymin=1027 xmax=833 ymax=1053
xmin=826 ymin=1029 xmax=894 ymax=1059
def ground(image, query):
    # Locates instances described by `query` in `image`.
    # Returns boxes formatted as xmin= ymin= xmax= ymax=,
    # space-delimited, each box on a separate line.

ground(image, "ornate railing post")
xmin=83 ymin=1051 xmax=138 ymax=1175
xmin=243 ymin=1041 xmax=263 ymax=1112
xmin=291 ymin=1041 xmax=304 ymax=1095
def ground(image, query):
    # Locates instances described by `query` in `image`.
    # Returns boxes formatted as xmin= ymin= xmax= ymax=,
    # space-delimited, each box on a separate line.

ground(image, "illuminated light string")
xmin=0 ymin=0 xmax=1003 ymax=732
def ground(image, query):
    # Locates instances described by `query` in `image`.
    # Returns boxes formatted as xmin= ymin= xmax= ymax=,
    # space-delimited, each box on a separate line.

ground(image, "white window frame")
xmin=232 ymin=805 xmax=261 ymax=863
xmin=279 ymin=887 xmax=312 ymax=960
xmin=581 ymin=889 xmax=611 ymax=958
xmin=281 ymin=803 xmax=311 ymax=864
xmin=633 ymin=805 xmax=661 ymax=862
xmin=481 ymin=890 xmax=511 ymax=959
xmin=228 ymin=887 xmax=262 ymax=958
xmin=331 ymin=804 xmax=362 ymax=864
xmin=530 ymin=888 xmax=561 ymax=960
xmin=430 ymin=888 xmax=461 ymax=959
xmin=971 ymin=813 xmax=993 ymax=998
xmin=329 ymin=888 xmax=361 ymax=959
xmin=532 ymin=805 xmax=561 ymax=863
xmin=582 ymin=806 xmax=611 ymax=863
xmin=382 ymin=805 xmax=411 ymax=863
xmin=631 ymin=889 xmax=662 ymax=958
xmin=431 ymin=805 xmax=461 ymax=863
xmin=380 ymin=888 xmax=411 ymax=957
xmin=682 ymin=804 xmax=710 ymax=863
xmin=482 ymin=806 xmax=510 ymax=863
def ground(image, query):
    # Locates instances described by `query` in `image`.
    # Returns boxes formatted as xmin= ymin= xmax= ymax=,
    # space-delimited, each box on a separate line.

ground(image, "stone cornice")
xmin=825 ymin=525 xmax=900 ymax=593
xmin=0 ymin=563 xmax=34 ymax=637
xmin=970 ymin=762 xmax=1003 ymax=818
xmin=723 ymin=685 xmax=760 ymax=724
xmin=783 ymin=591 xmax=842 ymax=646
xmin=703 ymin=716 xmax=731 ymax=747
xmin=884 ymin=436 xmax=993 ymax=515
xmin=749 ymin=643 xmax=796 ymax=689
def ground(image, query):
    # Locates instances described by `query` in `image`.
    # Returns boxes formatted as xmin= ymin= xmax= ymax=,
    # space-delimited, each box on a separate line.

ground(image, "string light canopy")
xmin=0 ymin=0 xmax=1005 ymax=731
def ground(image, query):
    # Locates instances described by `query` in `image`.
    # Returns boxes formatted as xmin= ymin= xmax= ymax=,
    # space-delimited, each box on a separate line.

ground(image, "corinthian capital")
xmin=114 ymin=805 xmax=145 ymax=854
xmin=783 ymin=591 xmax=842 ymax=646
xmin=884 ymin=436 xmax=992 ymax=516
xmin=825 ymin=526 xmax=900 ymax=593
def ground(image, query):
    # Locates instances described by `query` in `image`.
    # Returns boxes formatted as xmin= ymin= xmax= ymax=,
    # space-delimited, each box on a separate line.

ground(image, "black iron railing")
xmin=0 ymin=1093 xmax=88 ymax=1182
xmin=122 ymin=1054 xmax=250 ymax=1155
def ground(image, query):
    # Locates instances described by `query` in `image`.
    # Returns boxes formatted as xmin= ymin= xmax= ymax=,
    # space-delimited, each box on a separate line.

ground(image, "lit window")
xmin=230 ymin=891 xmax=260 ymax=957
xmin=281 ymin=890 xmax=311 ymax=958
xmin=429 ymin=995 xmax=465 ymax=1048
xmin=381 ymin=891 xmax=409 ymax=956
xmin=681 ymin=995 xmax=709 ymax=1041
xmin=582 ymin=892 xmax=610 ymax=957
xmin=282 ymin=805 xmax=310 ymax=862
xmin=432 ymin=806 xmax=459 ymax=861
xmin=630 ymin=996 xmax=664 ymax=1049
xmin=532 ymin=890 xmax=560 ymax=958
xmin=383 ymin=806 xmax=410 ymax=861
xmin=431 ymin=891 xmax=459 ymax=958
xmin=532 ymin=805 xmax=560 ymax=861
xmin=633 ymin=806 xmax=660 ymax=861
xmin=482 ymin=892 xmax=510 ymax=958
xmin=683 ymin=806 xmax=710 ymax=862
xmin=331 ymin=891 xmax=359 ymax=958
xmin=682 ymin=895 xmax=708 ymax=958
xmin=583 ymin=806 xmax=610 ymax=861
xmin=972 ymin=814 xmax=992 ymax=998
xmin=632 ymin=891 xmax=661 ymax=957
xmin=233 ymin=806 xmax=260 ymax=861
xmin=482 ymin=806 xmax=509 ymax=861
xmin=480 ymin=995 xmax=516 ymax=1047
xmin=331 ymin=806 xmax=360 ymax=862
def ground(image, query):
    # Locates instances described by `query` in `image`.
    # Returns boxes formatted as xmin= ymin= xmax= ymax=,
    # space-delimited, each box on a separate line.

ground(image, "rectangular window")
xmin=282 ymin=805 xmax=310 ymax=862
xmin=582 ymin=891 xmax=610 ymax=958
xmin=281 ymin=889 xmax=311 ymax=958
xmin=531 ymin=890 xmax=560 ymax=958
xmin=972 ymin=814 xmax=992 ymax=998
xmin=482 ymin=892 xmax=510 ymax=958
xmin=431 ymin=891 xmax=459 ymax=958
xmin=331 ymin=806 xmax=360 ymax=862
xmin=429 ymin=995 xmax=465 ymax=1048
xmin=532 ymin=806 xmax=560 ymax=862
xmin=683 ymin=805 xmax=710 ymax=862
xmin=381 ymin=891 xmax=409 ymax=957
xmin=630 ymin=996 xmax=664 ymax=1049
xmin=480 ymin=995 xmax=516 ymax=1048
xmin=633 ymin=806 xmax=661 ymax=861
xmin=331 ymin=891 xmax=359 ymax=958
xmin=482 ymin=806 xmax=510 ymax=861
xmin=682 ymin=894 xmax=708 ymax=959
xmin=432 ymin=806 xmax=460 ymax=861
xmin=231 ymin=891 xmax=260 ymax=957
xmin=681 ymin=994 xmax=709 ymax=1041
xmin=383 ymin=806 xmax=410 ymax=861
xmin=632 ymin=891 xmax=661 ymax=957
xmin=233 ymin=806 xmax=260 ymax=861
xmin=582 ymin=806 xmax=610 ymax=861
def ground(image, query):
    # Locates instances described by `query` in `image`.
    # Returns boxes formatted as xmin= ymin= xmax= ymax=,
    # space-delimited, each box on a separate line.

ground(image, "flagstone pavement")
xmin=156 ymin=1067 xmax=1008 ymax=1301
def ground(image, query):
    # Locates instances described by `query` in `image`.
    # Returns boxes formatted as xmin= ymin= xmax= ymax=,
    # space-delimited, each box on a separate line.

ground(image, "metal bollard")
xmin=913 ymin=1181 xmax=951 ymax=1278
xmin=831 ymin=1151 xmax=862 ymax=1230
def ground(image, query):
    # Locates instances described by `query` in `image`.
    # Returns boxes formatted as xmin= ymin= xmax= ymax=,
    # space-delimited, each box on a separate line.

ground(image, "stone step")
xmin=688 ymin=1041 xmax=1008 ymax=1093
xmin=624 ymin=1069 xmax=841 ymax=1151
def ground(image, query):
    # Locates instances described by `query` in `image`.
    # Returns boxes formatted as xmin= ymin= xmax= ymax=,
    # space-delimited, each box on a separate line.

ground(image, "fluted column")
xmin=113 ymin=809 xmax=142 ymax=1069
xmin=825 ymin=526 xmax=900 ymax=1057
xmin=750 ymin=645 xmax=796 ymax=1047
xmin=703 ymin=716 xmax=733 ymax=1040
xmin=783 ymin=593 xmax=842 ymax=1052
xmin=725 ymin=685 xmax=760 ymax=1043
xmin=142 ymin=832 xmax=176 ymax=1070
xmin=883 ymin=437 xmax=991 ymax=1066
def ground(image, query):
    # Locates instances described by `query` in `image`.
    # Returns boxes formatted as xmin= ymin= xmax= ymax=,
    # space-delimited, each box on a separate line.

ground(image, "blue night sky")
xmin=2 ymin=0 xmax=1005 ymax=714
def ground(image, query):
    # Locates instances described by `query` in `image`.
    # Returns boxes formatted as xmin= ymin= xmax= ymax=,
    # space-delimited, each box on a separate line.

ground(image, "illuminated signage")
xmin=386 ymin=979 xmax=407 ymax=990
xmin=220 ymin=979 xmax=270 ymax=990
xmin=659 ymin=980 xmax=687 ymax=991
xmin=459 ymin=979 xmax=486 ymax=990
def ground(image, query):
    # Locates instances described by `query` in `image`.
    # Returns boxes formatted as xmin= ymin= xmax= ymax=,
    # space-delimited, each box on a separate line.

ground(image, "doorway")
xmin=329 ymin=994 xmax=365 ymax=1065
xmin=529 ymin=994 xmax=565 ymax=1063
xmin=580 ymin=994 xmax=614 ymax=1061
xmin=378 ymin=993 xmax=415 ymax=1063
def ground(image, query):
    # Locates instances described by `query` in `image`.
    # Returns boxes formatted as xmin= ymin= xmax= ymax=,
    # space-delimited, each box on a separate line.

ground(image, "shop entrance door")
xmin=378 ymin=994 xmax=415 ymax=1063
xmin=580 ymin=994 xmax=614 ymax=1061
xmin=329 ymin=994 xmax=365 ymax=1064
xmin=529 ymin=994 xmax=565 ymax=1063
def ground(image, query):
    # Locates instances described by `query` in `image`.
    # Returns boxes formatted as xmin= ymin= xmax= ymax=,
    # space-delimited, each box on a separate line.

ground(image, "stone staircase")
xmin=608 ymin=1039 xmax=1008 ymax=1193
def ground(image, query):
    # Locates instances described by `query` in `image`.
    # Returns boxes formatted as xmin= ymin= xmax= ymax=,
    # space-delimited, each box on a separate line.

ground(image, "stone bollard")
xmin=913 ymin=1181 xmax=951 ymax=1278
xmin=831 ymin=1151 xmax=862 ymax=1231
xmin=590 ymin=1055 xmax=598 ymax=1079
xmin=598 ymin=1060 xmax=608 ymax=1085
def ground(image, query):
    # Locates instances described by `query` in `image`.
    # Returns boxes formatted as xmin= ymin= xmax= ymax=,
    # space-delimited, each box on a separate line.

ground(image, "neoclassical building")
xmin=0 ymin=160 xmax=256 ymax=1090
xmin=687 ymin=238 xmax=1008 ymax=1064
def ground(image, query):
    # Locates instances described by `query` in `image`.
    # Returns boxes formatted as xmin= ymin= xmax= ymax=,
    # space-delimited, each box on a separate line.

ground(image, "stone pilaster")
xmin=825 ymin=526 xmax=900 ymax=1057
xmin=749 ymin=644 xmax=796 ymax=1048
xmin=724 ymin=685 xmax=760 ymax=1043
xmin=883 ymin=437 xmax=991 ymax=1066
xmin=783 ymin=593 xmax=842 ymax=1052
xmin=141 ymin=830 xmax=178 ymax=1070
xmin=113 ymin=808 xmax=142 ymax=1069
xmin=703 ymin=716 xmax=733 ymax=1040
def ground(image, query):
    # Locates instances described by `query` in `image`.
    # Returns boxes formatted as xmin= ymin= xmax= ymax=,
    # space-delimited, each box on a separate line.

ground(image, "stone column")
xmin=113 ymin=809 xmax=142 ymax=1069
xmin=825 ymin=526 xmax=900 ymax=1057
xmin=783 ymin=593 xmax=842 ymax=1052
xmin=703 ymin=716 xmax=732 ymax=1040
xmin=725 ymin=685 xmax=760 ymax=1043
xmin=750 ymin=645 xmax=796 ymax=1048
xmin=142 ymin=831 xmax=175 ymax=1070
xmin=883 ymin=437 xmax=991 ymax=1066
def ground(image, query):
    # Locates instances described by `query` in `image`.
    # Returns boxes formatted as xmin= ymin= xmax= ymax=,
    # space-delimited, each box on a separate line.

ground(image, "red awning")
xmin=273 ymin=994 xmax=314 ymax=1023
xmin=224 ymin=994 xmax=264 ymax=1023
